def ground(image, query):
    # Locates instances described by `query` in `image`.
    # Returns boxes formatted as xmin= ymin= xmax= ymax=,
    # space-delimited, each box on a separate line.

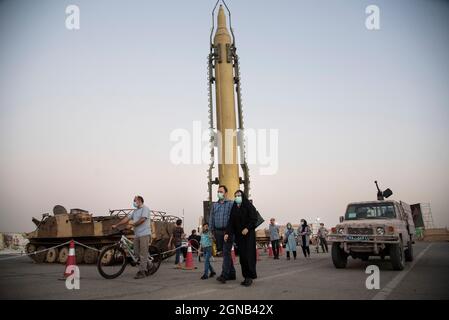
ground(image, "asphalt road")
xmin=0 ymin=241 xmax=448 ymax=300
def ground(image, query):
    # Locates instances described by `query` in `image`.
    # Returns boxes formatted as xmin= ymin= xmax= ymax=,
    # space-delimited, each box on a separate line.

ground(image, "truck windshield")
xmin=345 ymin=203 xmax=396 ymax=220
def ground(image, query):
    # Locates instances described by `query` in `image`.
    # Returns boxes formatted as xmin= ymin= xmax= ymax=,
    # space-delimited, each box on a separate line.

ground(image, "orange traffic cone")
xmin=268 ymin=242 xmax=273 ymax=257
xmin=182 ymin=241 xmax=197 ymax=270
xmin=231 ymin=245 xmax=236 ymax=264
xmin=60 ymin=240 xmax=77 ymax=280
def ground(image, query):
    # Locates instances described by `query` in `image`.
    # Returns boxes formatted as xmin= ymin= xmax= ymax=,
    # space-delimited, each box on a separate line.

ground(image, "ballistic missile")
xmin=213 ymin=5 xmax=240 ymax=197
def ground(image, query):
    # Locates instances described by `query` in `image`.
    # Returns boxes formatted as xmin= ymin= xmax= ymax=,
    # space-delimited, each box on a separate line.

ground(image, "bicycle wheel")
xmin=147 ymin=245 xmax=162 ymax=275
xmin=97 ymin=244 xmax=127 ymax=279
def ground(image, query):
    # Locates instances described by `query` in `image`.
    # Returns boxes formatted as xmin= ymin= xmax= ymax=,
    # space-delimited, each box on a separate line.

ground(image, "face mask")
xmin=217 ymin=192 xmax=224 ymax=200
xmin=234 ymin=196 xmax=242 ymax=204
xmin=133 ymin=201 xmax=138 ymax=208
xmin=301 ymin=221 xmax=305 ymax=225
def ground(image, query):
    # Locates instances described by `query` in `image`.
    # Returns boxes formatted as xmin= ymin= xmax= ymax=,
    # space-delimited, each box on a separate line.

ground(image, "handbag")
xmin=212 ymin=241 xmax=217 ymax=256
xmin=255 ymin=210 xmax=264 ymax=228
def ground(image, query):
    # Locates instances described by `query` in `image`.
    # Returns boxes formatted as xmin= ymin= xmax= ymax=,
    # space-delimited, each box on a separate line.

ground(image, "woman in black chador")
xmin=224 ymin=190 xmax=258 ymax=286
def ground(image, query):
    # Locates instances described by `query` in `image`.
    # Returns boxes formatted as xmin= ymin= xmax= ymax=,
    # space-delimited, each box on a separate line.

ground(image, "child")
xmin=200 ymin=222 xmax=216 ymax=280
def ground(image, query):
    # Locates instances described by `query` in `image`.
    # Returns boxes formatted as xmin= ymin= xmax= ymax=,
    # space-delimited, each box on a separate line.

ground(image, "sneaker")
xmin=201 ymin=275 xmax=208 ymax=280
xmin=216 ymin=276 xmax=226 ymax=283
xmin=209 ymin=271 xmax=216 ymax=278
xmin=134 ymin=271 xmax=145 ymax=279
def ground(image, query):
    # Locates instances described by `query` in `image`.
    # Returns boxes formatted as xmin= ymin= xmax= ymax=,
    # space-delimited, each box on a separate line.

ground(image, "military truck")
xmin=25 ymin=205 xmax=179 ymax=264
xmin=328 ymin=182 xmax=415 ymax=270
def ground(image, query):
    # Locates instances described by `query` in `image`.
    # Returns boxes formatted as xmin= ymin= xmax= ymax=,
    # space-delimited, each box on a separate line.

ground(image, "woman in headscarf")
xmin=224 ymin=190 xmax=258 ymax=286
xmin=298 ymin=219 xmax=311 ymax=258
xmin=284 ymin=222 xmax=297 ymax=260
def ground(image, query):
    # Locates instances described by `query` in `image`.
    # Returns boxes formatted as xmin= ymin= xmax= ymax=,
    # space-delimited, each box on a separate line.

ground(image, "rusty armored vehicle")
xmin=328 ymin=182 xmax=415 ymax=270
xmin=25 ymin=205 xmax=179 ymax=264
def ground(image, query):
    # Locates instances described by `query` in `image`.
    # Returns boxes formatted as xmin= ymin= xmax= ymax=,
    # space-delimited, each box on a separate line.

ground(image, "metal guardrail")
xmin=109 ymin=209 xmax=180 ymax=223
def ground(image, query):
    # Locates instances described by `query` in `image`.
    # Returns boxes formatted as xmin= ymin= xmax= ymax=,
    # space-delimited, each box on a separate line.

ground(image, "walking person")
xmin=284 ymin=223 xmax=297 ymax=260
xmin=225 ymin=190 xmax=258 ymax=287
xmin=317 ymin=223 xmax=329 ymax=253
xmin=298 ymin=219 xmax=311 ymax=258
xmin=200 ymin=223 xmax=216 ymax=279
xmin=208 ymin=185 xmax=236 ymax=283
xmin=168 ymin=219 xmax=185 ymax=268
xmin=269 ymin=218 xmax=280 ymax=259
xmin=112 ymin=195 xmax=151 ymax=279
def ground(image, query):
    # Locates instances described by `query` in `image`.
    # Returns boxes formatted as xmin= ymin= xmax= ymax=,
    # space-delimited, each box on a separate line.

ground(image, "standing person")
xmin=269 ymin=218 xmax=280 ymax=260
xmin=199 ymin=223 xmax=216 ymax=279
xmin=224 ymin=190 xmax=258 ymax=287
xmin=168 ymin=219 xmax=185 ymax=268
xmin=317 ymin=223 xmax=329 ymax=253
xmin=112 ymin=195 xmax=151 ymax=279
xmin=208 ymin=185 xmax=236 ymax=283
xmin=284 ymin=223 xmax=297 ymax=260
xmin=298 ymin=219 xmax=311 ymax=258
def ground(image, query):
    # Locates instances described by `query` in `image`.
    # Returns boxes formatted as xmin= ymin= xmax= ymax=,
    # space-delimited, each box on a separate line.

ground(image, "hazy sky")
xmin=1 ymin=0 xmax=448 ymax=233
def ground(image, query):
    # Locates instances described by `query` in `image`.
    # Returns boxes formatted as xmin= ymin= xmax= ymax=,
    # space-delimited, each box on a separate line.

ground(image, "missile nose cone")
xmin=217 ymin=5 xmax=227 ymax=29
xmin=214 ymin=4 xmax=231 ymax=43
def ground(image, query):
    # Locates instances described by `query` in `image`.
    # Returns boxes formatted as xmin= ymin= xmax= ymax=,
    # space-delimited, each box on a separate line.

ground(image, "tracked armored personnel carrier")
xmin=25 ymin=205 xmax=180 ymax=264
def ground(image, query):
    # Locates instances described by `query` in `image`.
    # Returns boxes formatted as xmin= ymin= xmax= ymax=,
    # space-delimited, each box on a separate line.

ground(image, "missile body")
xmin=213 ymin=5 xmax=239 ymax=197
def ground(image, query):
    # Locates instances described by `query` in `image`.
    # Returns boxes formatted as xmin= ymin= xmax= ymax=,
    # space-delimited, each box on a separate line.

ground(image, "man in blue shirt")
xmin=208 ymin=185 xmax=235 ymax=283
xmin=112 ymin=195 xmax=151 ymax=279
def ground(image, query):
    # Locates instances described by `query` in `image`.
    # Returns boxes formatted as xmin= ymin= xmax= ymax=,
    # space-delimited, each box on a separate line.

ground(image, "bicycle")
xmin=97 ymin=229 xmax=162 ymax=279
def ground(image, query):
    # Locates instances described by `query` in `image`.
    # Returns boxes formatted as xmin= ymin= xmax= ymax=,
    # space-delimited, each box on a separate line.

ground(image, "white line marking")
xmin=372 ymin=243 xmax=432 ymax=300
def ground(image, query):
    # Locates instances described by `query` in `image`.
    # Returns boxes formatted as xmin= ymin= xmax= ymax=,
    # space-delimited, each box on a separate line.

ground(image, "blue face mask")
xmin=132 ymin=201 xmax=138 ymax=208
xmin=234 ymin=196 xmax=242 ymax=204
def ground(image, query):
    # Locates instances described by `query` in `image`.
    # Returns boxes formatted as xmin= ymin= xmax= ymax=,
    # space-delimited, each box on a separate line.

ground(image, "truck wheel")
xmin=46 ymin=248 xmax=59 ymax=263
xmin=75 ymin=246 xmax=84 ymax=264
xmin=404 ymin=240 xmax=414 ymax=262
xmin=58 ymin=247 xmax=69 ymax=264
xmin=390 ymin=243 xmax=405 ymax=270
xmin=331 ymin=243 xmax=347 ymax=269
xmin=35 ymin=246 xmax=47 ymax=263
xmin=84 ymin=248 xmax=99 ymax=264
xmin=26 ymin=243 xmax=38 ymax=262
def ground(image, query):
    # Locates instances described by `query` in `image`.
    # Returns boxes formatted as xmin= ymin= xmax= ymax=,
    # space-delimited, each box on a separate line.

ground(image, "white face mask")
xmin=234 ymin=195 xmax=242 ymax=204
xmin=217 ymin=192 xmax=224 ymax=200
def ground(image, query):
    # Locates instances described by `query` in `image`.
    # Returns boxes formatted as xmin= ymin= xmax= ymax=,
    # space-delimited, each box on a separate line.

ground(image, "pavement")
xmin=0 ymin=241 xmax=448 ymax=300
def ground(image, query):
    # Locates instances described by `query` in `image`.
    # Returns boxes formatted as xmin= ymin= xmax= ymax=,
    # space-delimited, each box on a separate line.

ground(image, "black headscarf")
xmin=301 ymin=219 xmax=308 ymax=232
xmin=234 ymin=189 xmax=251 ymax=209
